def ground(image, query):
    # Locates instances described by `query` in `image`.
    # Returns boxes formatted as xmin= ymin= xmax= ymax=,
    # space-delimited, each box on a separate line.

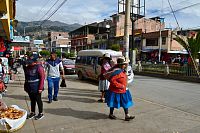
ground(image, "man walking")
xmin=46 ymin=51 xmax=64 ymax=103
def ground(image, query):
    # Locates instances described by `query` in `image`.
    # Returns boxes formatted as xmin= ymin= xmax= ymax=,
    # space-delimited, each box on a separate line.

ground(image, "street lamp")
xmin=158 ymin=18 xmax=164 ymax=63
xmin=106 ymin=24 xmax=110 ymax=49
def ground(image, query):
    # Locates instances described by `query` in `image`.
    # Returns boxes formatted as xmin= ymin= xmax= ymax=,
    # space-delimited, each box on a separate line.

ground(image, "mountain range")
xmin=16 ymin=20 xmax=82 ymax=35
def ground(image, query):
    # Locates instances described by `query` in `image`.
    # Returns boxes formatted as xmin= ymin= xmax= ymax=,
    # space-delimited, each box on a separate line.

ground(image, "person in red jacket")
xmin=98 ymin=53 xmax=112 ymax=102
xmin=105 ymin=57 xmax=134 ymax=121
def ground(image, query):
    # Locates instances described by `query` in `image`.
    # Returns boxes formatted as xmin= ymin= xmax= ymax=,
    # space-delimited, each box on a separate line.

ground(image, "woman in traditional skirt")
xmin=98 ymin=53 xmax=112 ymax=102
xmin=105 ymin=57 xmax=135 ymax=121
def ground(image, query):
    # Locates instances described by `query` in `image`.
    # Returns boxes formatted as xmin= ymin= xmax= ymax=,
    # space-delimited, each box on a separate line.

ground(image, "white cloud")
xmin=145 ymin=0 xmax=200 ymax=29
xmin=16 ymin=0 xmax=117 ymax=24
xmin=16 ymin=0 xmax=200 ymax=29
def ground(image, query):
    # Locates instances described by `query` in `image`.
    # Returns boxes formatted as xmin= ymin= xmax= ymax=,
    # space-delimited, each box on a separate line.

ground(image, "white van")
xmin=75 ymin=49 xmax=134 ymax=83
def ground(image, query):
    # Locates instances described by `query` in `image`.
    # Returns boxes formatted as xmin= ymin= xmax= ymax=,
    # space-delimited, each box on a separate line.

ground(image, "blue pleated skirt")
xmin=105 ymin=89 xmax=134 ymax=109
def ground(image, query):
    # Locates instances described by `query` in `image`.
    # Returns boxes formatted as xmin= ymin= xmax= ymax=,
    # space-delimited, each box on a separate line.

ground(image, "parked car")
xmin=62 ymin=59 xmax=76 ymax=75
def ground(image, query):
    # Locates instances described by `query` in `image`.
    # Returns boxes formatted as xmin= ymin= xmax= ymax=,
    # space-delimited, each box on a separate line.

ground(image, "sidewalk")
xmin=2 ymin=72 xmax=200 ymax=133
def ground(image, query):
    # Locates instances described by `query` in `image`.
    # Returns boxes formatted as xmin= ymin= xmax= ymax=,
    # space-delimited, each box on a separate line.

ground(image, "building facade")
xmin=69 ymin=21 xmax=110 ymax=53
xmin=48 ymin=31 xmax=71 ymax=53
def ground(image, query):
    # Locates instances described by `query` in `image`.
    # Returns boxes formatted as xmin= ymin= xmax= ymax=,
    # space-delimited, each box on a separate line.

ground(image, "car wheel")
xmin=78 ymin=71 xmax=84 ymax=80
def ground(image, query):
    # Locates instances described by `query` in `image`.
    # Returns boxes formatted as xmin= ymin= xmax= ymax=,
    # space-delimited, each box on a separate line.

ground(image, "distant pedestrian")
xmin=104 ymin=57 xmax=135 ymax=121
xmin=37 ymin=54 xmax=45 ymax=67
xmin=46 ymin=51 xmax=65 ymax=103
xmin=0 ymin=58 xmax=6 ymax=93
xmin=0 ymin=58 xmax=5 ymax=77
xmin=98 ymin=53 xmax=112 ymax=102
xmin=24 ymin=55 xmax=45 ymax=120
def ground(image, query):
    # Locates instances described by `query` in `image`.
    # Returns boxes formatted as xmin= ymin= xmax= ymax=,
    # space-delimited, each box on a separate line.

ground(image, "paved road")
xmin=131 ymin=76 xmax=200 ymax=116
xmin=2 ymin=73 xmax=200 ymax=133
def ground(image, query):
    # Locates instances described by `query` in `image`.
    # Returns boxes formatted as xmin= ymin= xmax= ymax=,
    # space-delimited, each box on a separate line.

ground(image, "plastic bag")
xmin=60 ymin=79 xmax=66 ymax=87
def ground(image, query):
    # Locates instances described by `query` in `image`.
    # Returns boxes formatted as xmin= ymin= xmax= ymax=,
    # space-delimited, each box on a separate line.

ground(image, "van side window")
xmin=91 ymin=57 xmax=97 ymax=65
xmin=98 ymin=57 xmax=103 ymax=65
xmin=81 ymin=56 xmax=87 ymax=64
xmin=76 ymin=56 xmax=81 ymax=63
xmin=86 ymin=56 xmax=92 ymax=65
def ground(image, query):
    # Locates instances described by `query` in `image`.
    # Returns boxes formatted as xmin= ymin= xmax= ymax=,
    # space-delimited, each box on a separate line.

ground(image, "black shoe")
xmin=27 ymin=112 xmax=36 ymax=119
xmin=35 ymin=113 xmax=44 ymax=120
xmin=97 ymin=99 xmax=104 ymax=103
xmin=125 ymin=115 xmax=135 ymax=121
xmin=109 ymin=114 xmax=117 ymax=120
xmin=48 ymin=100 xmax=52 ymax=103
xmin=53 ymin=97 xmax=58 ymax=101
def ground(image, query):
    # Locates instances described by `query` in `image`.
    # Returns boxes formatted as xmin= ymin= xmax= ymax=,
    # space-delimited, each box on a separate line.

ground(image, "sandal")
xmin=97 ymin=99 xmax=104 ymax=103
xmin=109 ymin=114 xmax=117 ymax=120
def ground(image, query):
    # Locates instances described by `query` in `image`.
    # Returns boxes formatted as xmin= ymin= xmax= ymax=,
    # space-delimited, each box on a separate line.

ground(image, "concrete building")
xmin=110 ymin=13 xmax=165 ymax=37
xmin=70 ymin=12 xmax=197 ymax=63
xmin=48 ymin=31 xmax=71 ymax=53
xmin=69 ymin=21 xmax=110 ymax=53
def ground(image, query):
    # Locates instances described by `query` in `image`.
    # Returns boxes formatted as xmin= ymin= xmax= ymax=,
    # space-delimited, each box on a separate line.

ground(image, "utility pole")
xmin=158 ymin=21 xmax=162 ymax=62
xmin=159 ymin=0 xmax=164 ymax=62
xmin=123 ymin=0 xmax=131 ymax=65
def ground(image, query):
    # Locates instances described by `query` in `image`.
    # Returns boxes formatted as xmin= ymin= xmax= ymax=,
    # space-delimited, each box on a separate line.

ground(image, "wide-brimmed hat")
xmin=117 ymin=57 xmax=130 ymax=65
xmin=103 ymin=53 xmax=111 ymax=59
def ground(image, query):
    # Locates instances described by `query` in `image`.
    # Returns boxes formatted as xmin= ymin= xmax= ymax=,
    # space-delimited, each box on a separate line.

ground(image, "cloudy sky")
xmin=16 ymin=0 xmax=200 ymax=29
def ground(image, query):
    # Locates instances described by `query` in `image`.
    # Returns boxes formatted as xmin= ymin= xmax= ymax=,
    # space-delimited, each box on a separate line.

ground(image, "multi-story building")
xmin=110 ymin=13 xmax=165 ymax=37
xmin=70 ymin=12 xmax=196 ymax=63
xmin=69 ymin=21 xmax=109 ymax=53
xmin=110 ymin=13 xmax=194 ymax=63
xmin=48 ymin=31 xmax=71 ymax=53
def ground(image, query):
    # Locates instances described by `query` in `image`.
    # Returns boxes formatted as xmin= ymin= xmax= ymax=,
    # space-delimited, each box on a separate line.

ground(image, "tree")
xmin=39 ymin=50 xmax=50 ymax=57
xmin=174 ymin=32 xmax=200 ymax=77
xmin=56 ymin=50 xmax=61 ymax=58
xmin=111 ymin=44 xmax=120 ymax=51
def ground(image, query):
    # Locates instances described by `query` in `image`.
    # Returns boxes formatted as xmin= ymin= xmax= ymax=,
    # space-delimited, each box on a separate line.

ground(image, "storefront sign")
xmin=33 ymin=40 xmax=43 ymax=44
xmin=12 ymin=36 xmax=30 ymax=43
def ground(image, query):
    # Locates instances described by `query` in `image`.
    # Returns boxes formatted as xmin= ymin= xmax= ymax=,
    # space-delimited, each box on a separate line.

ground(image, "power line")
xmin=159 ymin=2 xmax=200 ymax=17
xmin=38 ymin=0 xmax=61 ymax=21
xmin=147 ymin=0 xmax=190 ymax=15
xmin=34 ymin=0 xmax=53 ymax=21
xmin=40 ymin=0 xmax=68 ymax=26
xmin=167 ymin=0 xmax=180 ymax=29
